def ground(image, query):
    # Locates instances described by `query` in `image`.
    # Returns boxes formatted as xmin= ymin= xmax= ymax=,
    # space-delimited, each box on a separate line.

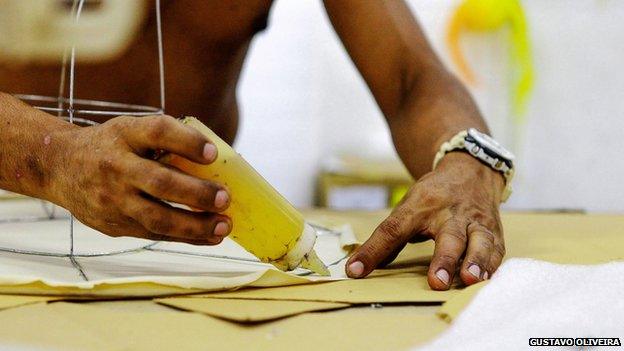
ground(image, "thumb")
xmin=345 ymin=209 xmax=416 ymax=278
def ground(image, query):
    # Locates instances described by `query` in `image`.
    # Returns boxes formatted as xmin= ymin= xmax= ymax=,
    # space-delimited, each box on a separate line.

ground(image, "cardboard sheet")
xmin=191 ymin=271 xmax=458 ymax=303
xmin=437 ymin=281 xmax=488 ymax=322
xmin=0 ymin=200 xmax=357 ymax=297
xmin=0 ymin=301 xmax=446 ymax=351
xmin=501 ymin=213 xmax=624 ymax=264
xmin=156 ymin=297 xmax=349 ymax=322
xmin=0 ymin=294 xmax=57 ymax=310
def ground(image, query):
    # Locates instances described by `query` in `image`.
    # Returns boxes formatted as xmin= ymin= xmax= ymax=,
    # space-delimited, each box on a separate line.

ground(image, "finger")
xmin=345 ymin=207 xmax=418 ymax=278
xmin=459 ymin=222 xmax=495 ymax=286
xmin=427 ymin=219 xmax=467 ymax=291
xmin=127 ymin=156 xmax=229 ymax=212
xmin=125 ymin=195 xmax=231 ymax=245
xmin=378 ymin=242 xmax=408 ymax=268
xmin=485 ymin=238 xmax=506 ymax=279
xmin=90 ymin=215 xmax=150 ymax=239
xmin=124 ymin=115 xmax=217 ymax=164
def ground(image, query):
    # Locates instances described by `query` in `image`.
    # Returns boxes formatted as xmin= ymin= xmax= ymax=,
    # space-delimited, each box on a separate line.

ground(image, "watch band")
xmin=432 ymin=130 xmax=514 ymax=202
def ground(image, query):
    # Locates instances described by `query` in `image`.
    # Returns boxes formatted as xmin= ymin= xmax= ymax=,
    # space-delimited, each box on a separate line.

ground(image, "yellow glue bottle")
xmin=163 ymin=117 xmax=329 ymax=275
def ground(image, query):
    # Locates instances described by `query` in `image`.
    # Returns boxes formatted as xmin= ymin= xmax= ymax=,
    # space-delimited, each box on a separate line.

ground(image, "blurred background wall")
xmin=236 ymin=0 xmax=624 ymax=212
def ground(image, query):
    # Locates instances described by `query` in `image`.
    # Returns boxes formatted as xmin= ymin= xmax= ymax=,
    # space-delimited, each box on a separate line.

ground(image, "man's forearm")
xmin=324 ymin=0 xmax=493 ymax=180
xmin=390 ymin=66 xmax=490 ymax=179
xmin=0 ymin=92 xmax=75 ymax=201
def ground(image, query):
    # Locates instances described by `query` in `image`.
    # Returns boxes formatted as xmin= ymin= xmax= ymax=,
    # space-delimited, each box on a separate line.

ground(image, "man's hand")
xmin=49 ymin=115 xmax=232 ymax=245
xmin=345 ymin=152 xmax=505 ymax=290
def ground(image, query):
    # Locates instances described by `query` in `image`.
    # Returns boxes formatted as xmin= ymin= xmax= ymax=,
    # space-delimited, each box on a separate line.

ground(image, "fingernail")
xmin=348 ymin=261 xmax=365 ymax=278
xmin=435 ymin=269 xmax=450 ymax=285
xmin=203 ymin=143 xmax=217 ymax=162
xmin=483 ymin=271 xmax=489 ymax=280
xmin=214 ymin=190 xmax=229 ymax=209
xmin=468 ymin=264 xmax=481 ymax=279
xmin=213 ymin=221 xmax=230 ymax=236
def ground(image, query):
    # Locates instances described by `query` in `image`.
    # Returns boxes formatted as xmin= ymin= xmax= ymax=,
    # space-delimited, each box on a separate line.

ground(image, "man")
xmin=0 ymin=1 xmax=510 ymax=290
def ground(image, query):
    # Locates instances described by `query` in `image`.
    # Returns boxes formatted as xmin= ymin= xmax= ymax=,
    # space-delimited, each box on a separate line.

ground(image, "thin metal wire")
xmin=0 ymin=215 xmax=67 ymax=224
xmin=15 ymin=94 xmax=162 ymax=113
xmin=0 ymin=242 xmax=158 ymax=258
xmin=144 ymin=246 xmax=348 ymax=276
xmin=66 ymin=0 xmax=86 ymax=279
xmin=156 ymin=0 xmax=166 ymax=112
xmin=145 ymin=247 xmax=264 ymax=265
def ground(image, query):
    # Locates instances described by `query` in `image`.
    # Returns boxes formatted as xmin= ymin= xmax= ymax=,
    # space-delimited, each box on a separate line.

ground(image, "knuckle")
xmin=418 ymin=190 xmax=440 ymax=207
xmin=466 ymin=246 xmax=489 ymax=264
xmin=469 ymin=222 xmax=496 ymax=240
xmin=109 ymin=116 xmax=135 ymax=135
xmin=146 ymin=116 xmax=173 ymax=139
xmin=148 ymin=171 xmax=174 ymax=192
xmin=476 ymin=238 xmax=494 ymax=252
xmin=377 ymin=216 xmax=405 ymax=242
xmin=467 ymin=209 xmax=499 ymax=230
xmin=435 ymin=253 xmax=459 ymax=266
xmin=444 ymin=226 xmax=467 ymax=242
xmin=494 ymin=242 xmax=506 ymax=257
xmin=144 ymin=214 xmax=172 ymax=234
xmin=111 ymin=115 xmax=132 ymax=128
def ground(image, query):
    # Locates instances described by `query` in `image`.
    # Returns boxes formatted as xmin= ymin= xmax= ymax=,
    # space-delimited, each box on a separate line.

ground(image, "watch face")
xmin=468 ymin=128 xmax=515 ymax=160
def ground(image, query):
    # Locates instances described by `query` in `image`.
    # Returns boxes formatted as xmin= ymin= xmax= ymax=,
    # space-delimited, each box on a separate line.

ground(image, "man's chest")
xmin=0 ymin=0 xmax=273 ymax=124
xmin=0 ymin=0 xmax=273 ymax=64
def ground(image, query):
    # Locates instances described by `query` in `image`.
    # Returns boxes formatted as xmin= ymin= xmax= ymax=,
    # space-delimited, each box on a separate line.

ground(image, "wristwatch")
xmin=432 ymin=128 xmax=515 ymax=202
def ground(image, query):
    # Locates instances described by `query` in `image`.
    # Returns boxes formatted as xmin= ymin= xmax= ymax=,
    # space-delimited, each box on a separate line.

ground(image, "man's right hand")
xmin=49 ymin=115 xmax=232 ymax=245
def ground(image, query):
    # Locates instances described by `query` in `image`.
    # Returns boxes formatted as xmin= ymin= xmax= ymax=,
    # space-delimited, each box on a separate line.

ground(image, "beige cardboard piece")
xmin=0 ymin=301 xmax=446 ymax=351
xmin=156 ymin=297 xmax=349 ymax=322
xmin=190 ymin=271 xmax=458 ymax=303
xmin=437 ymin=281 xmax=488 ymax=322
xmin=0 ymin=269 xmax=313 ymax=298
xmin=0 ymin=294 xmax=57 ymax=310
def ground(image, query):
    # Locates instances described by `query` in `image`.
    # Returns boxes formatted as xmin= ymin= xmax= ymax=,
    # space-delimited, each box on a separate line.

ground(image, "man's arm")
xmin=0 ymin=93 xmax=73 ymax=200
xmin=324 ymin=0 xmax=506 ymax=289
xmin=0 ymin=93 xmax=232 ymax=245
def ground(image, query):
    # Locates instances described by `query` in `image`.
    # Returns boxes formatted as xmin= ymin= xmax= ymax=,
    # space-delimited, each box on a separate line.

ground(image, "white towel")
xmin=416 ymin=258 xmax=624 ymax=351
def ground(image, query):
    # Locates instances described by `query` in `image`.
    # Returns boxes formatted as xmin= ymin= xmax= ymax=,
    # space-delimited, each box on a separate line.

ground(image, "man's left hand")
xmin=345 ymin=152 xmax=506 ymax=290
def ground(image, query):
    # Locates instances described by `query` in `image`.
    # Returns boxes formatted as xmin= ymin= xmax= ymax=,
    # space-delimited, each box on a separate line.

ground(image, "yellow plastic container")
xmin=163 ymin=117 xmax=329 ymax=275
